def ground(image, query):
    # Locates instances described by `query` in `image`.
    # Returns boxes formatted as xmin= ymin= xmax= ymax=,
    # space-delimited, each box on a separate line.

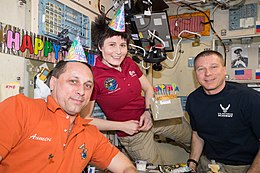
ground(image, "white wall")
xmin=152 ymin=40 xmax=209 ymax=96
xmin=0 ymin=0 xmax=29 ymax=90
xmin=213 ymin=0 xmax=260 ymax=39
xmin=0 ymin=0 xmax=113 ymax=98
xmin=0 ymin=0 xmax=31 ymax=30
xmin=0 ymin=52 xmax=25 ymax=85
xmin=151 ymin=3 xmax=212 ymax=96
xmin=213 ymin=0 xmax=260 ymax=84
xmin=152 ymin=0 xmax=260 ymax=96
xmin=1 ymin=0 xmax=260 ymax=98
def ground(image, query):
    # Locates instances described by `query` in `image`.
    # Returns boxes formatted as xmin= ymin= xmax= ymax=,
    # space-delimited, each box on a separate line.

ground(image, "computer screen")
xmin=130 ymin=11 xmax=173 ymax=52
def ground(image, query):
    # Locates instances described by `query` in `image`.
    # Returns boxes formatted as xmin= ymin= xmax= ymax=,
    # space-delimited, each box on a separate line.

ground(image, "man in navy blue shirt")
xmin=186 ymin=50 xmax=260 ymax=173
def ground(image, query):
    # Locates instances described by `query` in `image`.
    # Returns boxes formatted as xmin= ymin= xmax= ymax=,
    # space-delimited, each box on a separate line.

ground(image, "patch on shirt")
xmin=79 ymin=143 xmax=88 ymax=159
xmin=129 ymin=70 xmax=137 ymax=77
xmin=104 ymin=78 xmax=118 ymax=91
xmin=218 ymin=104 xmax=233 ymax=118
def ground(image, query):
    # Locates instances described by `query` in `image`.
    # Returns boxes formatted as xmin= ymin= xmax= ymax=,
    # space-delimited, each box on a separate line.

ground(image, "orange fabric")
xmin=0 ymin=94 xmax=119 ymax=173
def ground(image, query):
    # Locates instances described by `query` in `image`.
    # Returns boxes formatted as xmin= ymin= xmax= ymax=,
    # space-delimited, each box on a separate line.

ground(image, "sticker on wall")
xmin=231 ymin=47 xmax=248 ymax=68
xmin=256 ymin=21 xmax=260 ymax=33
xmin=256 ymin=69 xmax=260 ymax=79
xmin=234 ymin=69 xmax=252 ymax=80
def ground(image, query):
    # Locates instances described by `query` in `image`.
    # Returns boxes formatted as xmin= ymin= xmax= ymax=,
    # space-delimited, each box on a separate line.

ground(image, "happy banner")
xmin=0 ymin=22 xmax=70 ymax=63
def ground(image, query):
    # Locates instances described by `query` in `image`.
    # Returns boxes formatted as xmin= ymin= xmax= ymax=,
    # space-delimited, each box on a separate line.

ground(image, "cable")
xmin=162 ymin=53 xmax=181 ymax=69
xmin=98 ymin=0 xmax=102 ymax=14
xmin=105 ymin=6 xmax=114 ymax=16
xmin=141 ymin=60 xmax=150 ymax=69
xmin=168 ymin=30 xmax=201 ymax=62
xmin=147 ymin=30 xmax=166 ymax=49
xmin=129 ymin=43 xmax=146 ymax=57
xmin=179 ymin=1 xmax=227 ymax=64
xmin=129 ymin=44 xmax=150 ymax=70
xmin=211 ymin=4 xmax=221 ymax=17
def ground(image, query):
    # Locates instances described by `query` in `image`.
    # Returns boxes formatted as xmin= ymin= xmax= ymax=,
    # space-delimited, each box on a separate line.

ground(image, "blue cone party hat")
xmin=108 ymin=4 xmax=125 ymax=32
xmin=65 ymin=36 xmax=87 ymax=63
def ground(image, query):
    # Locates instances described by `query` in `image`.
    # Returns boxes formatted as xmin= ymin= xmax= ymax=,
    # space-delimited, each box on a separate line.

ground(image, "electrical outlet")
xmin=188 ymin=57 xmax=194 ymax=67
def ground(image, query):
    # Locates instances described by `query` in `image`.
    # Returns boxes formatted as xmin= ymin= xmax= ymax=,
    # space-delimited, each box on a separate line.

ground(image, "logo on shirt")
xmin=29 ymin=134 xmax=52 ymax=142
xmin=79 ymin=143 xmax=88 ymax=159
xmin=218 ymin=104 xmax=233 ymax=118
xmin=129 ymin=70 xmax=137 ymax=77
xmin=104 ymin=78 xmax=118 ymax=91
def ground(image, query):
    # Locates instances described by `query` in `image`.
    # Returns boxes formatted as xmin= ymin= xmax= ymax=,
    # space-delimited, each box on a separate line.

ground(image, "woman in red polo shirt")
xmin=81 ymin=13 xmax=191 ymax=165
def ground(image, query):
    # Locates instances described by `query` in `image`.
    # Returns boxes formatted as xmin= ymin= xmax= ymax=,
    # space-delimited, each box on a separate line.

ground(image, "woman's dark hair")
xmin=91 ymin=14 xmax=131 ymax=52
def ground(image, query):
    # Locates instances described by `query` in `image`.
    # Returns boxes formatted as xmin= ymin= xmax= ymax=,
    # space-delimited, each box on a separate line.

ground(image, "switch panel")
xmin=229 ymin=3 xmax=257 ymax=30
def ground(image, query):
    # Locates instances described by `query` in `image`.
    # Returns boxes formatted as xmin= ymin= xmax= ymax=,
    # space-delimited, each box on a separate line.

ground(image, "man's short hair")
xmin=194 ymin=50 xmax=225 ymax=67
xmin=52 ymin=61 xmax=91 ymax=79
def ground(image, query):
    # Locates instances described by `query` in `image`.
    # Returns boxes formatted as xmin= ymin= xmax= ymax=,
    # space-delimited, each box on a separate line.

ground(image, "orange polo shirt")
xmin=0 ymin=94 xmax=119 ymax=173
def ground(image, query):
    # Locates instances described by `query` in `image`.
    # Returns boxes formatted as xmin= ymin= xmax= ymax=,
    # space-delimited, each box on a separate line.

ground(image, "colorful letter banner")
xmin=0 ymin=22 xmax=72 ymax=63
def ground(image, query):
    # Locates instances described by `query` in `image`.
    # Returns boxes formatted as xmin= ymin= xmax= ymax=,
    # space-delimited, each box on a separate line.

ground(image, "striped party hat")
xmin=108 ymin=4 xmax=125 ymax=32
xmin=65 ymin=36 xmax=87 ymax=63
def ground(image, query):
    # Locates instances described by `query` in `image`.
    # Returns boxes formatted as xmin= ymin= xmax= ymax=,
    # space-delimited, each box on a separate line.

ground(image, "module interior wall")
xmin=213 ymin=0 xmax=260 ymax=38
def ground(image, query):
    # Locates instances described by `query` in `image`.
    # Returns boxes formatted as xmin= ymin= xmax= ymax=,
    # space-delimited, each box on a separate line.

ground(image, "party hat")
xmin=108 ymin=4 xmax=125 ymax=32
xmin=65 ymin=36 xmax=87 ymax=63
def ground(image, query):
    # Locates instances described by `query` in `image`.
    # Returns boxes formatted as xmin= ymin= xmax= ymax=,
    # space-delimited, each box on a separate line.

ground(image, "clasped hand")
xmin=122 ymin=111 xmax=153 ymax=135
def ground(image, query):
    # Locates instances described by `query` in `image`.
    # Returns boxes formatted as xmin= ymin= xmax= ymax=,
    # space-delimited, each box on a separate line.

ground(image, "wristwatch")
xmin=187 ymin=159 xmax=198 ymax=167
xmin=145 ymin=108 xmax=150 ymax=112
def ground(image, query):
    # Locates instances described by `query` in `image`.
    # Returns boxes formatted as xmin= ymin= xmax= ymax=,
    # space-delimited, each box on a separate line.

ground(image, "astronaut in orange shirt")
xmin=0 ymin=60 xmax=137 ymax=173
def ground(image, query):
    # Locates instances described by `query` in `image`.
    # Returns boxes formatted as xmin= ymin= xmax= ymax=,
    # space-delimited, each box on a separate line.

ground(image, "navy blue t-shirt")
xmin=186 ymin=82 xmax=260 ymax=165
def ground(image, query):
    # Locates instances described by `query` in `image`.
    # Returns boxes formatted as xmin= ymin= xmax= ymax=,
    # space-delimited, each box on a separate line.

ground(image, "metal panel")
xmin=229 ymin=3 xmax=257 ymax=30
xmin=38 ymin=0 xmax=90 ymax=47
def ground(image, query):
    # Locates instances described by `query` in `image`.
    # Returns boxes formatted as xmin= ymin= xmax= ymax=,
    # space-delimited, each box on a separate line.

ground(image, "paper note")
xmin=0 ymin=82 xmax=20 ymax=102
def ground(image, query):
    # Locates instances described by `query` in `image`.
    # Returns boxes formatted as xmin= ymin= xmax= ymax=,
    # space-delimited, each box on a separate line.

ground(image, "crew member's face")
xmin=194 ymin=54 xmax=226 ymax=95
xmin=50 ymin=62 xmax=94 ymax=116
xmin=100 ymin=36 xmax=128 ymax=67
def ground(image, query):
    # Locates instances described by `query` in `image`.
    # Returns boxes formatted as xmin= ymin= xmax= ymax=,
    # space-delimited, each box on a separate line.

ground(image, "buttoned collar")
xmin=46 ymin=95 xmax=92 ymax=126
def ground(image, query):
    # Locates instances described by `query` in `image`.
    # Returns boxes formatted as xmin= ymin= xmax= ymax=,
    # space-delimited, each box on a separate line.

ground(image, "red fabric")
xmin=91 ymin=56 xmax=145 ymax=136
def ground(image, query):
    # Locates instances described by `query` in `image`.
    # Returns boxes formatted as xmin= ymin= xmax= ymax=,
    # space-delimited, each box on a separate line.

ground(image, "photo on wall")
xmin=231 ymin=47 xmax=248 ymax=68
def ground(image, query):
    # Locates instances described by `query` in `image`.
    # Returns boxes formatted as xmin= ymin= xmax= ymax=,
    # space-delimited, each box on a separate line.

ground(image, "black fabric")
xmin=186 ymin=81 xmax=260 ymax=165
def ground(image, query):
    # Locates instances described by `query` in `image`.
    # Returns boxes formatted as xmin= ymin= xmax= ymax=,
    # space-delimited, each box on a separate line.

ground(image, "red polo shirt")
xmin=0 ymin=94 xmax=119 ymax=173
xmin=91 ymin=56 xmax=145 ymax=136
